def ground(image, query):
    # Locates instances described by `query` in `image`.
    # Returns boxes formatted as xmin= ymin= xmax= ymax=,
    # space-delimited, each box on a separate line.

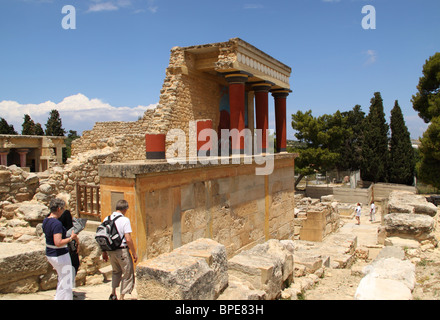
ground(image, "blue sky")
xmin=1 ymin=0 xmax=439 ymax=140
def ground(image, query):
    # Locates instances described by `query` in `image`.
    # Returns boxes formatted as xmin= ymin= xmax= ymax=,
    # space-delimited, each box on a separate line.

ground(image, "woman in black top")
xmin=59 ymin=209 xmax=81 ymax=275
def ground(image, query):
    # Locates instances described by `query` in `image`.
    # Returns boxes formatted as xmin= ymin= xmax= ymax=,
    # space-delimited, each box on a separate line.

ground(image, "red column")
xmin=145 ymin=133 xmax=166 ymax=160
xmin=0 ymin=150 xmax=9 ymax=166
xmin=272 ymin=90 xmax=291 ymax=153
xmin=225 ymin=72 xmax=251 ymax=154
xmin=17 ymin=149 xmax=29 ymax=168
xmin=253 ymin=84 xmax=271 ymax=154
xmin=196 ymin=119 xmax=213 ymax=157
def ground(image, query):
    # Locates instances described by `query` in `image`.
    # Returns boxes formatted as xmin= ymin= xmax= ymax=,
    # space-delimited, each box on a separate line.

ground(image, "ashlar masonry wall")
xmin=98 ymin=154 xmax=296 ymax=260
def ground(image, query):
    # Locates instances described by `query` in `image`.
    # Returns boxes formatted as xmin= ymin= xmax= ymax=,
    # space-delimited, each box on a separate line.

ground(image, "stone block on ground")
xmin=0 ymin=243 xmax=49 ymax=294
xmin=217 ymin=275 xmax=266 ymax=300
xmin=227 ymin=239 xmax=293 ymax=300
xmin=387 ymin=191 xmax=438 ymax=217
xmin=173 ymin=238 xmax=228 ymax=298
xmin=384 ymin=213 xmax=437 ymax=244
xmin=136 ymin=252 xmax=216 ymax=300
xmin=355 ymin=274 xmax=413 ymax=300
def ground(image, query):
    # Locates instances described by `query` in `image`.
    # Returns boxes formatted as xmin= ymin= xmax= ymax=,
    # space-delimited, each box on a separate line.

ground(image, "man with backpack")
xmin=101 ymin=199 xmax=138 ymax=300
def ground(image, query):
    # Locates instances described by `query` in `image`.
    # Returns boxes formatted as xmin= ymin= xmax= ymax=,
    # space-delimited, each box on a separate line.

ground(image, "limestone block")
xmin=248 ymin=240 xmax=294 ymax=284
xmin=228 ymin=240 xmax=293 ymax=300
xmin=217 ymin=275 xmax=266 ymax=300
xmin=384 ymin=213 xmax=436 ymax=243
xmin=228 ymin=252 xmax=282 ymax=300
xmin=0 ymin=243 xmax=49 ymax=294
xmin=355 ymin=274 xmax=413 ymax=300
xmin=136 ymin=252 xmax=216 ymax=300
xmin=293 ymin=253 xmax=323 ymax=274
xmin=173 ymin=238 xmax=228 ymax=298
xmin=387 ymin=191 xmax=438 ymax=217
xmin=16 ymin=201 xmax=50 ymax=225
xmin=363 ymin=257 xmax=416 ymax=291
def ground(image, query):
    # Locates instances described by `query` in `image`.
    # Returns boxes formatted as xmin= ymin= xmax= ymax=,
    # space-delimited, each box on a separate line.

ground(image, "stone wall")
xmin=294 ymin=194 xmax=341 ymax=242
xmin=0 ymin=165 xmax=39 ymax=204
xmin=99 ymin=154 xmax=297 ymax=261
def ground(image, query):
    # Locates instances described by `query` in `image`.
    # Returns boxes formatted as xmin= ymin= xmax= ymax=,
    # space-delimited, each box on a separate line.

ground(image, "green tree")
xmin=22 ymin=114 xmax=35 ymax=135
xmin=22 ymin=114 xmax=45 ymax=135
xmin=340 ymin=105 xmax=365 ymax=171
xmin=361 ymin=92 xmax=390 ymax=183
xmin=412 ymin=52 xmax=440 ymax=123
xmin=34 ymin=123 xmax=44 ymax=135
xmin=45 ymin=110 xmax=66 ymax=136
xmin=291 ymin=110 xmax=350 ymax=186
xmin=63 ymin=130 xmax=80 ymax=162
xmin=417 ymin=117 xmax=440 ymax=189
xmin=389 ymin=100 xmax=415 ymax=185
xmin=0 ymin=118 xmax=18 ymax=134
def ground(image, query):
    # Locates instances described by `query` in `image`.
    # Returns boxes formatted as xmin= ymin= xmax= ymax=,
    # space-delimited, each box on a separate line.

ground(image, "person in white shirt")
xmin=102 ymin=199 xmax=138 ymax=300
xmin=355 ymin=203 xmax=362 ymax=225
xmin=370 ymin=201 xmax=376 ymax=222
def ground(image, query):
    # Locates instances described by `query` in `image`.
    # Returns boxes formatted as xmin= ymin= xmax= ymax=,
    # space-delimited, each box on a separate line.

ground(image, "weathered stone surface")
xmin=384 ymin=213 xmax=436 ymax=243
xmin=0 ymin=243 xmax=49 ymax=294
xmin=217 ymin=275 xmax=266 ymax=300
xmin=173 ymin=238 xmax=228 ymax=298
xmin=355 ymin=274 xmax=413 ymax=300
xmin=227 ymin=239 xmax=293 ymax=300
xmin=136 ymin=252 xmax=216 ymax=300
xmin=363 ymin=257 xmax=416 ymax=290
xmin=387 ymin=191 xmax=438 ymax=217
xmin=355 ymin=246 xmax=416 ymax=300
xmin=16 ymin=201 xmax=50 ymax=225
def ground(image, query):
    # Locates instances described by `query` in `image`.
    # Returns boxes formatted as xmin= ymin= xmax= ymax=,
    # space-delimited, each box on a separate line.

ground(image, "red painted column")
xmin=196 ymin=119 xmax=213 ymax=157
xmin=145 ymin=133 xmax=166 ymax=160
xmin=225 ymin=72 xmax=251 ymax=154
xmin=272 ymin=90 xmax=291 ymax=153
xmin=0 ymin=149 xmax=9 ymax=166
xmin=17 ymin=149 xmax=29 ymax=168
xmin=253 ymin=84 xmax=272 ymax=154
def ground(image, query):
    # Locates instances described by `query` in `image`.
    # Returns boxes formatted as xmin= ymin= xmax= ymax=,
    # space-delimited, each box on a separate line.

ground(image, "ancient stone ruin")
xmin=0 ymin=39 xmax=439 ymax=300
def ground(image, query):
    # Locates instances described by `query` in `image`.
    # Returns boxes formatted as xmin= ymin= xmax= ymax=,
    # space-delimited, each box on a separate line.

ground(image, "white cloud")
xmin=86 ymin=0 xmax=158 ymax=14
xmin=364 ymin=49 xmax=377 ymax=65
xmin=0 ymin=93 xmax=158 ymax=135
xmin=87 ymin=2 xmax=119 ymax=12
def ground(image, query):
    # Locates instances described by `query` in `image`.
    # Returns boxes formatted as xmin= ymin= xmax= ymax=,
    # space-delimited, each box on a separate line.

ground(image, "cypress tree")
xmin=389 ymin=101 xmax=415 ymax=185
xmin=340 ymin=105 xmax=365 ymax=171
xmin=361 ymin=92 xmax=390 ymax=183
xmin=45 ymin=110 xmax=66 ymax=136
xmin=0 ymin=118 xmax=18 ymax=135
xmin=22 ymin=114 xmax=36 ymax=135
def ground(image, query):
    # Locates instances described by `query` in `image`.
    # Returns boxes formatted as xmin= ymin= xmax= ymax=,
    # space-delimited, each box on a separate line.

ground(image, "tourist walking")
xmin=355 ymin=203 xmax=362 ymax=225
xmin=101 ymin=199 xmax=138 ymax=300
xmin=370 ymin=201 xmax=376 ymax=222
xmin=58 ymin=203 xmax=81 ymax=277
xmin=42 ymin=198 xmax=78 ymax=300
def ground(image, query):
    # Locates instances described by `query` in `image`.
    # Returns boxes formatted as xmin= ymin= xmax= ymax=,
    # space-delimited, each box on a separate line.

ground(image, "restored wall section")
xmin=98 ymin=154 xmax=296 ymax=261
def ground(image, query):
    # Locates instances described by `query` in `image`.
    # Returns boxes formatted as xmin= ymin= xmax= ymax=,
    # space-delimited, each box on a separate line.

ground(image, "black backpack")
xmin=95 ymin=215 xmax=125 ymax=251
